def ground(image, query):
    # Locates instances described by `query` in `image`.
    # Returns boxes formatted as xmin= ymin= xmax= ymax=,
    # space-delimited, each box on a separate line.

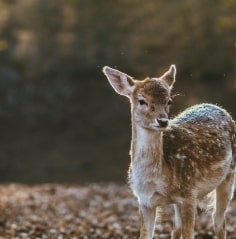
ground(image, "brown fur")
xmin=103 ymin=65 xmax=236 ymax=239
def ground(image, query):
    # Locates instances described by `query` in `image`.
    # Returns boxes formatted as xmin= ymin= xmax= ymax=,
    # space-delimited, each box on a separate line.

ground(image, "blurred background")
xmin=0 ymin=0 xmax=235 ymax=183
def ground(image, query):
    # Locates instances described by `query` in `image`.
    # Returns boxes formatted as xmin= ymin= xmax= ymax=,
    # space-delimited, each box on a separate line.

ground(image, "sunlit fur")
xmin=103 ymin=65 xmax=236 ymax=239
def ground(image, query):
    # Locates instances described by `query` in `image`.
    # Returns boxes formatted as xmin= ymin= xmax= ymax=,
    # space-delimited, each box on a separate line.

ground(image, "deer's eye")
xmin=138 ymin=99 xmax=148 ymax=106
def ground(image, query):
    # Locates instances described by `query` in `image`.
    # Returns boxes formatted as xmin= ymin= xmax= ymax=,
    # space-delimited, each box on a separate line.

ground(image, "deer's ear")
xmin=103 ymin=66 xmax=135 ymax=98
xmin=161 ymin=64 xmax=176 ymax=88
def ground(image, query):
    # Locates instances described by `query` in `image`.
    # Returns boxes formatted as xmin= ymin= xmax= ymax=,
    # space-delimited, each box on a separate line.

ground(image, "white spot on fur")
xmin=176 ymin=153 xmax=187 ymax=160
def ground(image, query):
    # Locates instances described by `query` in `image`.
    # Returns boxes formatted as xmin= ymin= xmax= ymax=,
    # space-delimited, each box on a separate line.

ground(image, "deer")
xmin=103 ymin=64 xmax=236 ymax=239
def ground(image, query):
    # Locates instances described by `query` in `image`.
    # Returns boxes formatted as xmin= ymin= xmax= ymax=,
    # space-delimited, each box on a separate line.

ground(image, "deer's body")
xmin=130 ymin=103 xmax=235 ymax=207
xmin=103 ymin=65 xmax=236 ymax=239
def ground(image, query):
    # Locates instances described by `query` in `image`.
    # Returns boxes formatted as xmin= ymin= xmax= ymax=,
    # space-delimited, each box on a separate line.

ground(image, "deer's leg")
xmin=172 ymin=204 xmax=181 ymax=239
xmin=179 ymin=201 xmax=196 ymax=239
xmin=139 ymin=205 xmax=157 ymax=239
xmin=213 ymin=172 xmax=234 ymax=239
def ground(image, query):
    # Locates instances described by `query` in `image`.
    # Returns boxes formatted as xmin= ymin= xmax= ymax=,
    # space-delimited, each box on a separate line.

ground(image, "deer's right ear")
xmin=103 ymin=66 xmax=135 ymax=98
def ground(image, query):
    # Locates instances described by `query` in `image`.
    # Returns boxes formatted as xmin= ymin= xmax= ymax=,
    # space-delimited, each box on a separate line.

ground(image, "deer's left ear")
xmin=161 ymin=64 xmax=176 ymax=88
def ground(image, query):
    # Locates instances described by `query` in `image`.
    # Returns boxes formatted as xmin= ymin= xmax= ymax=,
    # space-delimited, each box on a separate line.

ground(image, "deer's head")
xmin=103 ymin=65 xmax=176 ymax=131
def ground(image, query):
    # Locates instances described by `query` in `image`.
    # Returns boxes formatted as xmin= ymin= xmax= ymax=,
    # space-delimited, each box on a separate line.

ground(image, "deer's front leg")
xmin=172 ymin=204 xmax=181 ymax=239
xmin=139 ymin=205 xmax=157 ymax=239
xmin=179 ymin=201 xmax=196 ymax=239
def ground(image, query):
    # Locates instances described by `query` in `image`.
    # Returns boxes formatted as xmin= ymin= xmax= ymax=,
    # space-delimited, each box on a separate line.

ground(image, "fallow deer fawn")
xmin=103 ymin=65 xmax=236 ymax=239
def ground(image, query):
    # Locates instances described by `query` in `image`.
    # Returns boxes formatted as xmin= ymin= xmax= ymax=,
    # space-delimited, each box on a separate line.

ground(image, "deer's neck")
xmin=131 ymin=123 xmax=164 ymax=169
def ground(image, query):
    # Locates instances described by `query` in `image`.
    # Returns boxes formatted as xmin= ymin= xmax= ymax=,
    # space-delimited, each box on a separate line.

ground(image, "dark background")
xmin=0 ymin=0 xmax=236 ymax=183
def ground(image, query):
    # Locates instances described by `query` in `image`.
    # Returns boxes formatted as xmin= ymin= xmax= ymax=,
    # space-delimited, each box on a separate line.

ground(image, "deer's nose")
xmin=156 ymin=118 xmax=169 ymax=128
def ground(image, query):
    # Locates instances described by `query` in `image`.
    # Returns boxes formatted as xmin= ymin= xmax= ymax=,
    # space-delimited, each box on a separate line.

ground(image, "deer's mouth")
xmin=155 ymin=125 xmax=169 ymax=131
xmin=144 ymin=123 xmax=169 ymax=131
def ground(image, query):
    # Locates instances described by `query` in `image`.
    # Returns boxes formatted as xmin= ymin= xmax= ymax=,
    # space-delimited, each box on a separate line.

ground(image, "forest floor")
xmin=0 ymin=183 xmax=235 ymax=239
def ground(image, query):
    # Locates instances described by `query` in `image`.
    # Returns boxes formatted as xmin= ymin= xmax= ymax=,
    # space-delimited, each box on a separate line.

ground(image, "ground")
xmin=0 ymin=184 xmax=235 ymax=239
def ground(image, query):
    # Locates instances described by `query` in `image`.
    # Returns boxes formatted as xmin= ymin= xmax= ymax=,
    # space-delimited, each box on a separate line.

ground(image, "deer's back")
xmin=163 ymin=103 xmax=236 ymax=197
xmin=172 ymin=103 xmax=232 ymax=126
